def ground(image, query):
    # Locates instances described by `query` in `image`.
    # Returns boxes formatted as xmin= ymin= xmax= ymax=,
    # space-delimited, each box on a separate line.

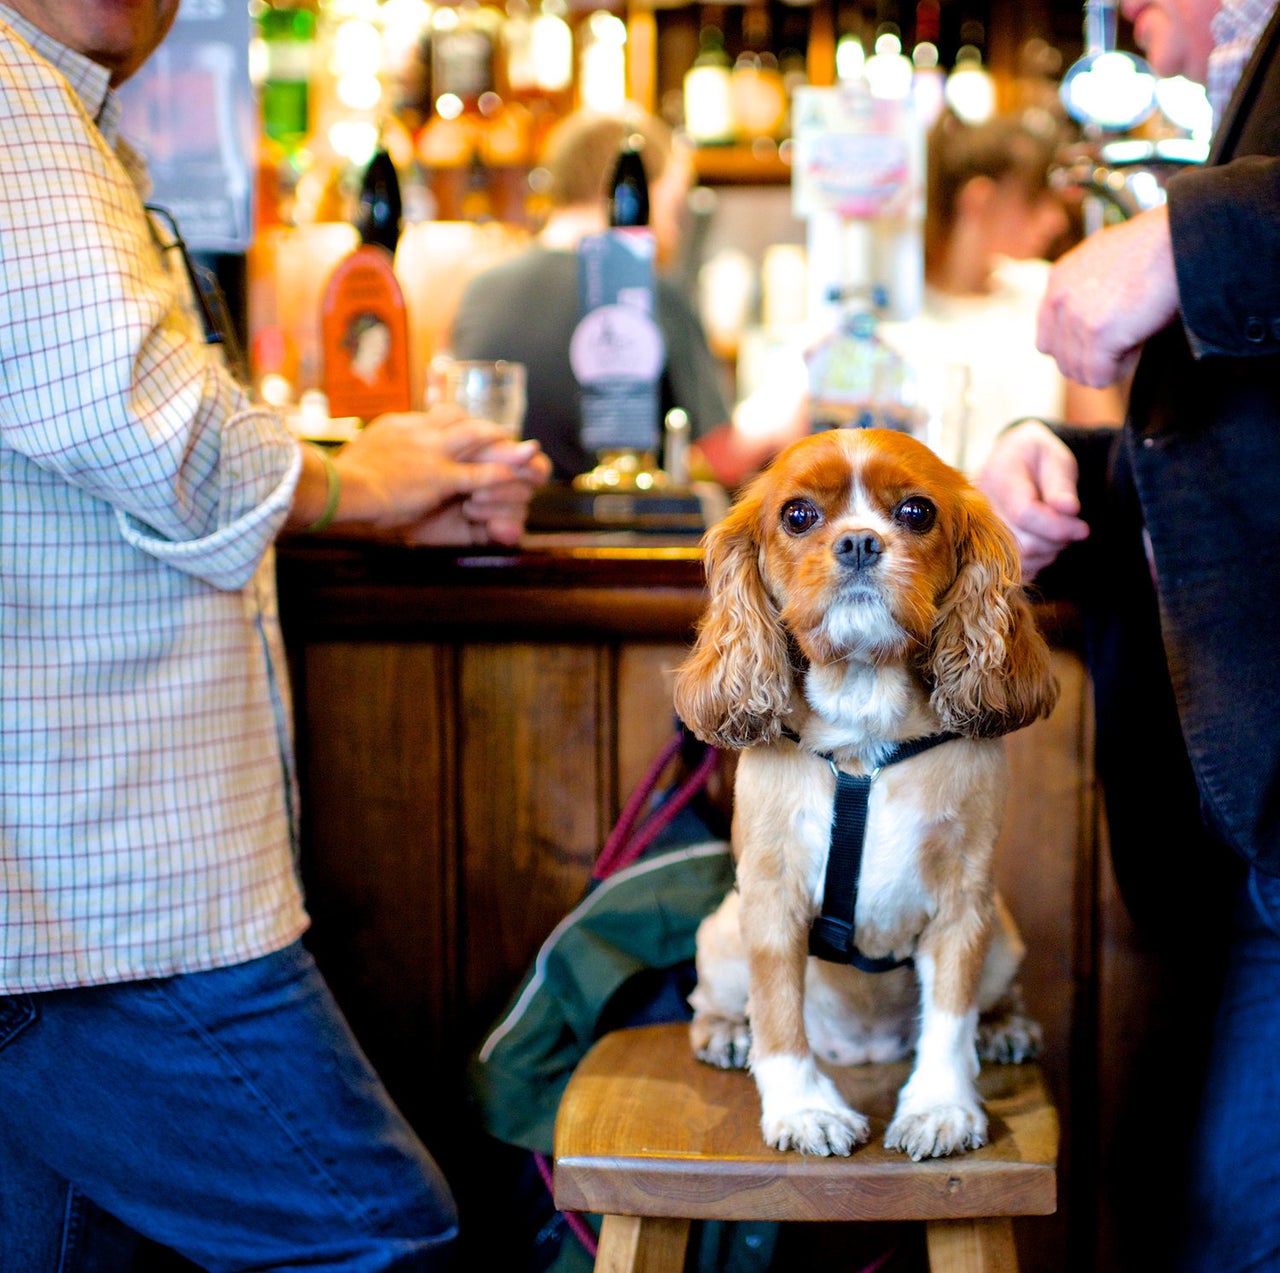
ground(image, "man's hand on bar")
xmin=287 ymin=405 xmax=551 ymax=545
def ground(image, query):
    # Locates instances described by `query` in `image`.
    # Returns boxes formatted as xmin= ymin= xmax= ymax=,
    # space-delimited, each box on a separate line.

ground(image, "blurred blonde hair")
xmin=541 ymin=110 xmax=674 ymax=208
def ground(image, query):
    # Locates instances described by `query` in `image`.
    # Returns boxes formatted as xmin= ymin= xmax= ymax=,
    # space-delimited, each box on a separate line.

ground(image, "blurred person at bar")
xmin=978 ymin=0 xmax=1280 ymax=1268
xmin=0 ymin=1 xmax=550 ymax=1269
xmin=881 ymin=108 xmax=1125 ymax=474
xmin=450 ymin=109 xmax=798 ymax=487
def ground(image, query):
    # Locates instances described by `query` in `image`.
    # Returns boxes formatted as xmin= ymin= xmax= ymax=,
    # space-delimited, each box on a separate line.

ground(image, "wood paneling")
xmin=616 ymin=643 xmax=690 ymax=799
xmin=457 ymin=642 xmax=609 ymax=1034
xmin=297 ymin=642 xmax=458 ymax=1096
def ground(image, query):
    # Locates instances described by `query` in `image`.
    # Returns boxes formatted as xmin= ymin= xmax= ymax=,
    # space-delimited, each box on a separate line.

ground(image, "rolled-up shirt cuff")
xmin=116 ymin=428 xmax=302 ymax=591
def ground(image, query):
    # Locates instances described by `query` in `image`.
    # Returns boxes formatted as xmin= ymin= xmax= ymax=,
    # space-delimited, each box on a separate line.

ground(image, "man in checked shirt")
xmin=0 ymin=2 xmax=551 ymax=1269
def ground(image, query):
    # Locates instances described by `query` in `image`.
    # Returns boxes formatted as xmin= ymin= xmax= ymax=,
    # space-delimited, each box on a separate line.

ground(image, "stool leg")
xmin=595 ymin=1214 xmax=692 ymax=1273
xmin=924 ymin=1217 xmax=1018 ymax=1273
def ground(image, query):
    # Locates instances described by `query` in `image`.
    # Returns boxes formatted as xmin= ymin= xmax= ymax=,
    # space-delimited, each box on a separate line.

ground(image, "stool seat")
xmin=553 ymin=1022 xmax=1058 ymax=1272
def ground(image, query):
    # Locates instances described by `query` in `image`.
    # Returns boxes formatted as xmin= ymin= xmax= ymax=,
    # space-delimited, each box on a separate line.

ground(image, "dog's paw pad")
xmin=765 ymin=1107 xmax=870 ymax=1157
xmin=885 ymin=1105 xmax=987 ymax=1160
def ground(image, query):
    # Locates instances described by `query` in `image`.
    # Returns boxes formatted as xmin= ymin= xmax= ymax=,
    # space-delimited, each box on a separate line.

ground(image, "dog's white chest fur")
xmin=802 ymin=661 xmax=918 ymax=762
xmin=786 ymin=661 xmax=938 ymax=930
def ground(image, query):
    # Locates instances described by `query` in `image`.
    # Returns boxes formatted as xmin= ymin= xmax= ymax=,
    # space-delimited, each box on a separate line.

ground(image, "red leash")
xmin=592 ymin=731 xmax=719 ymax=882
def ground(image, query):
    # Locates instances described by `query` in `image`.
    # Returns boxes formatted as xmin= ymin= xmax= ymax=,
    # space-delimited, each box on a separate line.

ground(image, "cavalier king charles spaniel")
xmin=673 ymin=427 xmax=1057 ymax=1160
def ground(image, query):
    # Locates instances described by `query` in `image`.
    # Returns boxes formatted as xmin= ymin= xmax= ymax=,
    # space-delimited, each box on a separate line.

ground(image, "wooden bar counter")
xmin=275 ymin=533 xmax=1102 ymax=1272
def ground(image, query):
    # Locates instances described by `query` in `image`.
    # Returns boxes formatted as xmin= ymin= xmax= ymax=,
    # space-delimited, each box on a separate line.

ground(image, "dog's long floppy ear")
xmin=928 ymin=489 xmax=1059 ymax=738
xmin=673 ymin=493 xmax=794 ymax=749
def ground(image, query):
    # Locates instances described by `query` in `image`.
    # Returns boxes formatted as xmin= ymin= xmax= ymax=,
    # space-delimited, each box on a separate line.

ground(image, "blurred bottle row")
xmin=252 ymin=0 xmax=1014 ymax=229
xmin=254 ymin=0 xmax=572 ymax=227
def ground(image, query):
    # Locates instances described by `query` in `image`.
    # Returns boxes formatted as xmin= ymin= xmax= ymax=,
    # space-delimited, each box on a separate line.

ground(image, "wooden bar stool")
xmin=553 ymin=1023 xmax=1058 ymax=1273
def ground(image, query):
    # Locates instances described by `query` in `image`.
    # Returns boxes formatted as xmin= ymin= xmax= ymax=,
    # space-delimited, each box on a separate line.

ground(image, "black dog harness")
xmin=791 ymin=730 xmax=960 ymax=971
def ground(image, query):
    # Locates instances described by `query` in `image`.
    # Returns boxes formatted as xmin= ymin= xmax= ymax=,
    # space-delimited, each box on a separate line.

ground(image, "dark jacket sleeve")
xmin=1167 ymin=156 xmax=1280 ymax=358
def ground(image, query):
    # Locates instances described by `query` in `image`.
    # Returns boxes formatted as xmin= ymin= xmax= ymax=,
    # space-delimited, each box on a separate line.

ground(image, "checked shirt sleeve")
xmin=0 ymin=26 xmax=299 ymax=591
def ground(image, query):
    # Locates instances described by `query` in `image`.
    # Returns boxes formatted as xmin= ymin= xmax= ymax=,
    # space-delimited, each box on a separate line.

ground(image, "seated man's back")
xmin=452 ymin=246 xmax=728 ymax=481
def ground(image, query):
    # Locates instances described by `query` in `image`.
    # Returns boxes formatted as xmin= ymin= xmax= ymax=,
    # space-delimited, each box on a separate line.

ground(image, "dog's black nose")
xmin=833 ymin=531 xmax=883 ymax=571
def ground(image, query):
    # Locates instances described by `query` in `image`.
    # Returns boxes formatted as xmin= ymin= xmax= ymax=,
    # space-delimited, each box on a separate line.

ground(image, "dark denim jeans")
xmin=1179 ymin=868 xmax=1280 ymax=1273
xmin=0 ymin=941 xmax=457 ymax=1272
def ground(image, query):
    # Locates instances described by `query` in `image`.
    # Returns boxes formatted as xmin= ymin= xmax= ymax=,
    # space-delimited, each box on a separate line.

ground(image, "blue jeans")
xmin=1178 ymin=868 xmax=1280 ymax=1272
xmin=0 ymin=941 xmax=458 ymax=1272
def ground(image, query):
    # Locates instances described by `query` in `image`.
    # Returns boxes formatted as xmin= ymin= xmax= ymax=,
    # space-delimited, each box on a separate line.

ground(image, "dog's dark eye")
xmin=894 ymin=497 xmax=937 ymax=533
xmin=781 ymin=499 xmax=820 ymax=536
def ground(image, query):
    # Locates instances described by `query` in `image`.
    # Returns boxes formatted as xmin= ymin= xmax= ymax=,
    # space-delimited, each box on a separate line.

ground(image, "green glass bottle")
xmin=258 ymin=1 xmax=316 ymax=153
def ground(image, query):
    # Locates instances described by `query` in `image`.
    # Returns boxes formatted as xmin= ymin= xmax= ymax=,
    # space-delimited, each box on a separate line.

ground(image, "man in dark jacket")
xmin=979 ymin=2 xmax=1280 ymax=1269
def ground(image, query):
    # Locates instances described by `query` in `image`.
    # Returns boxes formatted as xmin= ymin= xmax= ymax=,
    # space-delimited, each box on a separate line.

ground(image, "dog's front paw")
xmin=885 ymin=1101 xmax=988 ymax=1160
xmin=767 ymin=1104 xmax=870 ymax=1156
xmin=753 ymin=1055 xmax=870 ymax=1156
xmin=977 ymin=1010 xmax=1042 ymax=1064
xmin=690 ymin=1014 xmax=751 ymax=1069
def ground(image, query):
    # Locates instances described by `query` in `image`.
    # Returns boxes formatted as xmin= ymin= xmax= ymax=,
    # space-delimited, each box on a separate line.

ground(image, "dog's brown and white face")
xmin=677 ymin=429 xmax=1054 ymax=1160
xmin=675 ymin=426 xmax=1058 ymax=754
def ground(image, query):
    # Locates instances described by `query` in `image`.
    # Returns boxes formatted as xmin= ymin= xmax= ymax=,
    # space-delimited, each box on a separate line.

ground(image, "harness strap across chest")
xmin=791 ymin=731 xmax=960 ymax=972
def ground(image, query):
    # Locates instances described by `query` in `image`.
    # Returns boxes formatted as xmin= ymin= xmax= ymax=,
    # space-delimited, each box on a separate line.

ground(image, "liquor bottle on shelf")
xmin=501 ymin=0 xmax=573 ymax=158
xmin=730 ymin=2 xmax=787 ymax=142
xmin=355 ymin=145 xmax=403 ymax=257
xmin=776 ymin=2 xmax=814 ymax=89
xmin=415 ymin=89 xmax=477 ymax=221
xmin=683 ymin=26 xmax=734 ymax=145
xmin=504 ymin=0 xmax=574 ymax=99
xmin=431 ymin=1 xmax=502 ymax=114
xmin=911 ymin=0 xmax=946 ymax=129
xmin=607 ymin=139 xmax=649 ymax=229
xmin=502 ymin=0 xmax=537 ymax=95
xmin=320 ymin=146 xmax=412 ymax=420
xmin=864 ymin=24 xmax=913 ymax=99
xmin=578 ymin=10 xmax=628 ymax=114
xmin=416 ymin=98 xmax=476 ymax=170
xmin=572 ymin=141 xmax=666 ymax=493
xmin=835 ymin=11 xmax=867 ymax=84
xmin=255 ymin=0 xmax=317 ymax=156
xmin=383 ymin=1 xmax=435 ymax=135
xmin=730 ymin=53 xmax=788 ymax=141
xmin=529 ymin=0 xmax=574 ymax=96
